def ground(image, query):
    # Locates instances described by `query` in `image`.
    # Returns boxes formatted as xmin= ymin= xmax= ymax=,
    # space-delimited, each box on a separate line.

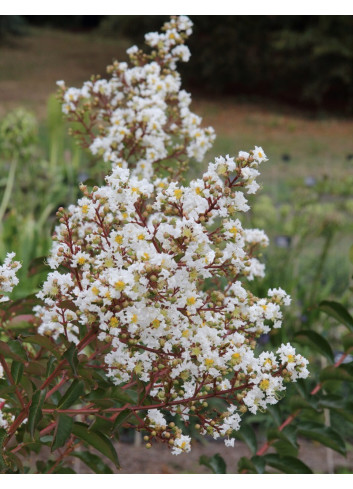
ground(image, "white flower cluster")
xmin=57 ymin=16 xmax=214 ymax=181
xmin=0 ymin=252 xmax=21 ymax=303
xmin=35 ymin=15 xmax=309 ymax=454
xmin=35 ymin=149 xmax=308 ymax=452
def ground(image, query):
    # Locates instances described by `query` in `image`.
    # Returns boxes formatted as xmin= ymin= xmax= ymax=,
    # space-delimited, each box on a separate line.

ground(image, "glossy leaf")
xmin=72 ymin=422 xmax=120 ymax=468
xmin=237 ymin=456 xmax=257 ymax=474
xmin=0 ymin=428 xmax=7 ymax=471
xmin=63 ymin=343 xmax=79 ymax=376
xmin=8 ymin=340 xmax=27 ymax=361
xmin=0 ymin=341 xmax=25 ymax=363
xmin=298 ymin=421 xmax=346 ymax=455
xmin=320 ymin=365 xmax=353 ymax=383
xmin=72 ymin=451 xmax=113 ymax=474
xmin=199 ymin=453 xmax=226 ymax=474
xmin=264 ymin=454 xmax=312 ymax=474
xmin=342 ymin=333 xmax=353 ymax=353
xmin=10 ymin=361 xmax=24 ymax=385
xmin=294 ymin=329 xmax=334 ymax=362
xmin=319 ymin=300 xmax=353 ymax=332
xmin=57 ymin=380 xmax=85 ymax=409
xmin=112 ymin=410 xmax=132 ymax=433
xmin=51 ymin=414 xmax=74 ymax=452
xmin=250 ymin=455 xmax=265 ymax=474
xmin=272 ymin=439 xmax=298 ymax=458
xmin=234 ymin=424 xmax=257 ymax=454
xmin=22 ymin=335 xmax=60 ymax=359
xmin=110 ymin=386 xmax=138 ymax=405
xmin=28 ymin=390 xmax=46 ymax=438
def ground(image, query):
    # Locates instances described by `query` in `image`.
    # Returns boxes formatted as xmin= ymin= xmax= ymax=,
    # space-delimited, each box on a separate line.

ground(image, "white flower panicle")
xmin=0 ymin=252 xmax=21 ymax=303
xmin=35 ymin=146 xmax=309 ymax=452
xmin=34 ymin=15 xmax=310 ymax=454
xmin=57 ymin=16 xmax=214 ymax=182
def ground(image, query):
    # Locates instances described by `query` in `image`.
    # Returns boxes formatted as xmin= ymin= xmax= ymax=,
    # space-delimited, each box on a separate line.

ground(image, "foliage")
xmin=0 ymin=16 xmax=27 ymax=42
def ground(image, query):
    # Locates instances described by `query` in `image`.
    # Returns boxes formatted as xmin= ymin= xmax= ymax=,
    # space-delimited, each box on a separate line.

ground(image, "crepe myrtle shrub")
xmin=0 ymin=16 xmax=308 ymax=473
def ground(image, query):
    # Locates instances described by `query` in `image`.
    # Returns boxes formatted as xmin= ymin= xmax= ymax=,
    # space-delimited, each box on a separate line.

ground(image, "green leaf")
xmin=237 ymin=456 xmax=257 ymax=474
xmin=342 ymin=333 xmax=353 ymax=353
xmin=72 ymin=451 xmax=113 ymax=474
xmin=63 ymin=343 xmax=79 ymax=376
xmin=267 ymin=427 xmax=298 ymax=448
xmin=272 ymin=439 xmax=298 ymax=458
xmin=318 ymin=395 xmax=348 ymax=410
xmin=27 ymin=256 xmax=51 ymax=277
xmin=298 ymin=421 xmax=346 ymax=455
xmin=51 ymin=414 xmax=74 ymax=452
xmin=22 ymin=335 xmax=60 ymax=359
xmin=8 ymin=340 xmax=27 ymax=361
xmin=72 ymin=422 xmax=120 ymax=469
xmin=264 ymin=454 xmax=312 ymax=474
xmin=112 ymin=410 xmax=132 ymax=433
xmin=110 ymin=386 xmax=138 ymax=405
xmin=174 ymin=253 xmax=185 ymax=263
xmin=294 ymin=329 xmax=334 ymax=362
xmin=319 ymin=300 xmax=353 ymax=332
xmin=199 ymin=453 xmax=226 ymax=474
xmin=234 ymin=424 xmax=257 ymax=454
xmin=320 ymin=365 xmax=353 ymax=383
xmin=250 ymin=455 xmax=266 ymax=474
xmin=0 ymin=427 xmax=7 ymax=471
xmin=45 ymin=356 xmax=57 ymax=377
xmin=28 ymin=390 xmax=46 ymax=438
xmin=10 ymin=361 xmax=24 ymax=385
xmin=289 ymin=395 xmax=318 ymax=412
xmin=57 ymin=380 xmax=85 ymax=410
xmin=0 ymin=341 xmax=25 ymax=363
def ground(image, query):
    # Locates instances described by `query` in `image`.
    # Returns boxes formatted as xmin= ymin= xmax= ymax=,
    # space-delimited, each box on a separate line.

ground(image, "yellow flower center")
xmin=186 ymin=296 xmax=196 ymax=306
xmin=174 ymin=189 xmax=183 ymax=200
xmin=152 ymin=319 xmax=160 ymax=329
xmin=287 ymin=354 xmax=295 ymax=363
xmin=81 ymin=204 xmax=89 ymax=214
xmin=182 ymin=329 xmax=190 ymax=338
xmin=131 ymin=314 xmax=138 ymax=323
xmin=77 ymin=257 xmax=86 ymax=265
xmin=115 ymin=281 xmax=126 ymax=291
xmin=137 ymin=234 xmax=145 ymax=240
xmin=115 ymin=235 xmax=123 ymax=245
xmin=91 ymin=286 xmax=99 ymax=296
xmin=110 ymin=317 xmax=119 ymax=328
xmin=229 ymin=227 xmax=237 ymax=236
xmin=205 ymin=358 xmax=214 ymax=368
xmin=259 ymin=379 xmax=270 ymax=391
